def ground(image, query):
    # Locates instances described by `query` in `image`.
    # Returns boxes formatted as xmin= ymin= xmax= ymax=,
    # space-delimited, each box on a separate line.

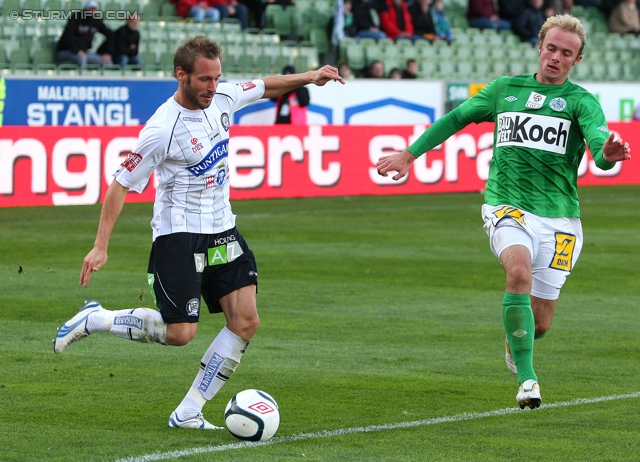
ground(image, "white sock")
xmin=175 ymin=327 xmax=249 ymax=416
xmin=103 ymin=308 xmax=167 ymax=344
xmin=86 ymin=309 xmax=116 ymax=333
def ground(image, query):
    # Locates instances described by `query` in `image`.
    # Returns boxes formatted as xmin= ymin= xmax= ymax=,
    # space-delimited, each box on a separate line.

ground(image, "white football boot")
xmin=516 ymin=379 xmax=542 ymax=409
xmin=505 ymin=336 xmax=518 ymax=375
xmin=53 ymin=300 xmax=104 ymax=354
xmin=168 ymin=411 xmax=222 ymax=430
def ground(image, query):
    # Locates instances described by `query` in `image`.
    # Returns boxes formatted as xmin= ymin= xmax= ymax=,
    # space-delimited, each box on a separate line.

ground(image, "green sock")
xmin=503 ymin=292 xmax=537 ymax=385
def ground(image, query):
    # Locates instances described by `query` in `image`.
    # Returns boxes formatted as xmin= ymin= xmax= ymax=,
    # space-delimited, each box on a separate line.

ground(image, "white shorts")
xmin=482 ymin=204 xmax=583 ymax=300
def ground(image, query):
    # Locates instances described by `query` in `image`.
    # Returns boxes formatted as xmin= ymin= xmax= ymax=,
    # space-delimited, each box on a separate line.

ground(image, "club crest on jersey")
xmin=186 ymin=139 xmax=229 ymax=177
xmin=525 ymin=91 xmax=546 ymax=109
xmin=221 ymin=112 xmax=230 ymax=132
xmin=549 ymin=97 xmax=567 ymax=112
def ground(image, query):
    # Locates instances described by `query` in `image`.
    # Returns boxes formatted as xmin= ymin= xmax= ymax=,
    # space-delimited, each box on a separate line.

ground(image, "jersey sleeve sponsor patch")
xmin=121 ymin=152 xmax=143 ymax=172
xmin=238 ymin=82 xmax=256 ymax=91
xmin=496 ymin=112 xmax=571 ymax=155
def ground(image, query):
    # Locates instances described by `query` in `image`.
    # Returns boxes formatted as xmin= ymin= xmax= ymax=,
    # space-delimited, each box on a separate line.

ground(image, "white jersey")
xmin=114 ymin=80 xmax=266 ymax=240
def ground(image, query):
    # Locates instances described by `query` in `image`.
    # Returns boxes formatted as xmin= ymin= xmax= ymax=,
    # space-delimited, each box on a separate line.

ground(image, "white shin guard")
xmin=110 ymin=308 xmax=167 ymax=345
xmin=192 ymin=326 xmax=250 ymax=401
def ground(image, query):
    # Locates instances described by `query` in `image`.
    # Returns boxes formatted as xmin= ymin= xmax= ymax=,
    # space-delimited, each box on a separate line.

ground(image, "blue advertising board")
xmin=0 ymin=76 xmax=444 ymax=126
xmin=1 ymin=77 xmax=176 ymax=126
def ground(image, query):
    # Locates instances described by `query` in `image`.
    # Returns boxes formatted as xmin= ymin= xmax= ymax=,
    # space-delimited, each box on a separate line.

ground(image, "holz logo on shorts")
xmin=493 ymin=206 xmax=526 ymax=226
xmin=208 ymin=241 xmax=244 ymax=266
xmin=549 ymin=232 xmax=576 ymax=272
xmin=198 ymin=352 xmax=224 ymax=393
xmin=496 ymin=112 xmax=571 ymax=155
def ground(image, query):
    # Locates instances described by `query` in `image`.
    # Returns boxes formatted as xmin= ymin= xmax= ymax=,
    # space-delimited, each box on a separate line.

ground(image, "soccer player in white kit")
xmin=54 ymin=36 xmax=344 ymax=429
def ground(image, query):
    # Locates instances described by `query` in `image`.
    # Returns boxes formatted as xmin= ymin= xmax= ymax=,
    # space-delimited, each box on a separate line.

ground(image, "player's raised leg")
xmin=54 ymin=300 xmax=167 ymax=353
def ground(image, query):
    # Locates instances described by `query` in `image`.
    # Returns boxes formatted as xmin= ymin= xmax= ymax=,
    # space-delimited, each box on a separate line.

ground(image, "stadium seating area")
xmin=340 ymin=1 xmax=640 ymax=81
xmin=0 ymin=0 xmax=638 ymax=81
xmin=0 ymin=0 xmax=329 ymax=77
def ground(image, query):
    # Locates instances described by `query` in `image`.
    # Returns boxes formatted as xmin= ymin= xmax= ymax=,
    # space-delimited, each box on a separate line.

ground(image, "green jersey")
xmin=408 ymin=75 xmax=615 ymax=218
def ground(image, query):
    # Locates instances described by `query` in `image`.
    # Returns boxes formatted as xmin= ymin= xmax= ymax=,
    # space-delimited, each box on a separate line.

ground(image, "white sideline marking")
xmin=116 ymin=392 xmax=640 ymax=462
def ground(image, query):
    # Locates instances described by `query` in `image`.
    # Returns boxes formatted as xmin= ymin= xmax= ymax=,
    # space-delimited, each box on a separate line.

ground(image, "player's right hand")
xmin=376 ymin=150 xmax=416 ymax=181
xmin=80 ymin=247 xmax=108 ymax=287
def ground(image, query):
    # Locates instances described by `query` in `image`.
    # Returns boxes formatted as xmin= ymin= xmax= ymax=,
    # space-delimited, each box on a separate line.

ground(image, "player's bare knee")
xmin=229 ymin=314 xmax=260 ymax=339
xmin=165 ymin=324 xmax=197 ymax=346
xmin=165 ymin=331 xmax=195 ymax=346
xmin=506 ymin=265 xmax=531 ymax=292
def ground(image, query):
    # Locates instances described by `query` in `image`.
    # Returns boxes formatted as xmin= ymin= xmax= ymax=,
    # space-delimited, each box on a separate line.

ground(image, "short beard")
xmin=184 ymin=76 xmax=211 ymax=110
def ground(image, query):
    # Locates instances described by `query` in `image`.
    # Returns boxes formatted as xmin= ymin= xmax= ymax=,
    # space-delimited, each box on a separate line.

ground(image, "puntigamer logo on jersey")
xmin=186 ymin=139 xmax=229 ymax=177
xmin=496 ymin=112 xmax=571 ymax=155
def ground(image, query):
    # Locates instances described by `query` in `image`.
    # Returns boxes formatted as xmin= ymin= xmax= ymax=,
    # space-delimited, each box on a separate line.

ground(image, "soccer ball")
xmin=224 ymin=389 xmax=280 ymax=441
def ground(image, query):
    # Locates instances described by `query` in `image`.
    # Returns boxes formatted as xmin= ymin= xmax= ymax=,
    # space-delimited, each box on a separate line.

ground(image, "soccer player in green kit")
xmin=376 ymin=14 xmax=631 ymax=409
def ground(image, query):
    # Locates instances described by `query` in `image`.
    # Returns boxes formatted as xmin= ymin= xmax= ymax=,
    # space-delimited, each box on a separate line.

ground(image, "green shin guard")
xmin=502 ymin=293 xmax=537 ymax=384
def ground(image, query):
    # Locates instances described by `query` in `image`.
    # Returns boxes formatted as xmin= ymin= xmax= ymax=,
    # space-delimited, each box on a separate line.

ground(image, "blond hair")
xmin=539 ymin=14 xmax=587 ymax=56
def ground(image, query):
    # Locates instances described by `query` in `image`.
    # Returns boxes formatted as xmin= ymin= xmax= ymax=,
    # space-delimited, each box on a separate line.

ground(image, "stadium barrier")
xmin=1 ymin=123 xmax=638 ymax=208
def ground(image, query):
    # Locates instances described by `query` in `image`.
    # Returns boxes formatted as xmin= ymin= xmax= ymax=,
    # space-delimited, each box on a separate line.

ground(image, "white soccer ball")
xmin=224 ymin=389 xmax=280 ymax=441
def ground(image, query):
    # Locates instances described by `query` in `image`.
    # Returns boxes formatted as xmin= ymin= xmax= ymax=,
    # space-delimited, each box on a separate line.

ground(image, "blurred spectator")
xmin=271 ymin=65 xmax=310 ymax=124
xmin=401 ymin=58 xmax=418 ymax=78
xmin=608 ymin=0 xmax=640 ymax=34
xmin=543 ymin=0 xmax=572 ymax=16
xmin=633 ymin=102 xmax=640 ymax=120
xmin=389 ymin=67 xmax=403 ymax=79
xmin=247 ymin=0 xmax=294 ymax=28
xmin=431 ymin=0 xmax=453 ymax=42
xmin=409 ymin=0 xmax=438 ymax=41
xmin=601 ymin=0 xmax=622 ymax=19
xmin=379 ymin=0 xmax=421 ymax=42
xmin=56 ymin=0 xmax=113 ymax=67
xmin=331 ymin=0 xmax=357 ymax=46
xmin=514 ymin=0 xmax=546 ymax=44
xmin=105 ymin=16 xmax=142 ymax=67
xmin=352 ymin=0 xmax=388 ymax=40
xmin=339 ymin=62 xmax=355 ymax=79
xmin=211 ymin=0 xmax=249 ymax=29
xmin=176 ymin=0 xmax=221 ymax=22
xmin=467 ymin=0 xmax=512 ymax=31
xmin=497 ymin=0 xmax=526 ymax=23
xmin=362 ymin=59 xmax=385 ymax=78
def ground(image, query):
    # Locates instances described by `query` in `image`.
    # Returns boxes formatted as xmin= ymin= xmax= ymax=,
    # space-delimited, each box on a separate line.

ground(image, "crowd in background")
xmin=333 ymin=0 xmax=639 ymax=78
xmin=53 ymin=0 xmax=640 ymax=79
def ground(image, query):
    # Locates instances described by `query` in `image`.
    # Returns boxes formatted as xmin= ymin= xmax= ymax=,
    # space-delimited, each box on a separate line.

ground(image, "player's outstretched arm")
xmin=602 ymin=133 xmax=631 ymax=163
xmin=80 ymin=179 xmax=129 ymax=288
xmin=376 ymin=150 xmax=416 ymax=181
xmin=261 ymin=65 xmax=345 ymax=99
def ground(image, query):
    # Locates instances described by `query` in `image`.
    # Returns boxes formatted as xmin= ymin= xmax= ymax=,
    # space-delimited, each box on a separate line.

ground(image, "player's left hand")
xmin=603 ymin=133 xmax=631 ymax=162
xmin=310 ymin=65 xmax=345 ymax=86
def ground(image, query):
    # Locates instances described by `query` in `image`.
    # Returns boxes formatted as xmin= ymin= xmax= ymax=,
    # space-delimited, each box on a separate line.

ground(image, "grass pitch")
xmin=1 ymin=186 xmax=639 ymax=461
